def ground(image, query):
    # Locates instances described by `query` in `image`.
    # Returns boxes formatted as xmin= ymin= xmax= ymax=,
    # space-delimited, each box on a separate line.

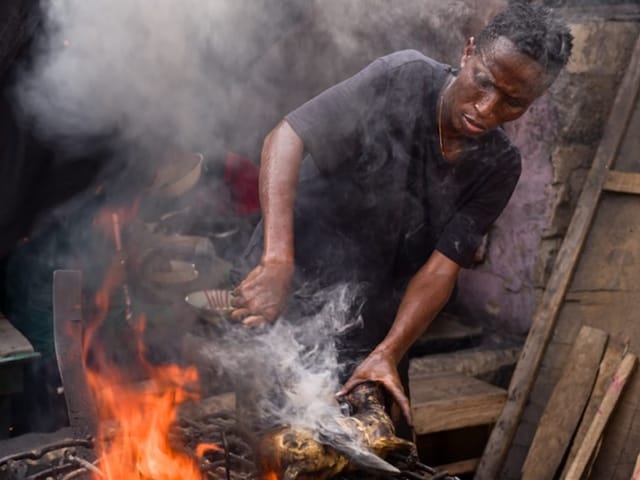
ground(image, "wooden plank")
xmin=435 ymin=458 xmax=480 ymax=476
xmin=409 ymin=346 xmax=521 ymax=379
xmin=475 ymin=34 xmax=640 ymax=480
xmin=521 ymin=326 xmax=608 ymax=480
xmin=560 ymin=340 xmax=626 ymax=479
xmin=0 ymin=313 xmax=33 ymax=358
xmin=410 ymin=373 xmax=506 ymax=434
xmin=603 ymin=171 xmax=640 ymax=195
xmin=564 ymin=353 xmax=638 ymax=480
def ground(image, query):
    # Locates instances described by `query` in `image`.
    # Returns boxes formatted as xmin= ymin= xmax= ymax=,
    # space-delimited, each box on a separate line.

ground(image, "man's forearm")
xmin=259 ymin=120 xmax=304 ymax=264
xmin=375 ymin=253 xmax=459 ymax=364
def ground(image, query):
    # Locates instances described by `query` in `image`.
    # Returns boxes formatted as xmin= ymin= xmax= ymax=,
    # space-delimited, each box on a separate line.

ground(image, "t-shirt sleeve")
xmin=436 ymin=146 xmax=522 ymax=268
xmin=284 ymin=57 xmax=389 ymax=173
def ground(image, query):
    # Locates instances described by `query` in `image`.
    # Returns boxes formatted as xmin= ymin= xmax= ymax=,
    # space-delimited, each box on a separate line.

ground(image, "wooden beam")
xmin=603 ymin=171 xmax=640 ymax=195
xmin=521 ymin=327 xmax=608 ymax=480
xmin=563 ymin=353 xmax=638 ymax=480
xmin=411 ymin=373 xmax=506 ymax=434
xmin=475 ymin=33 xmax=640 ymax=480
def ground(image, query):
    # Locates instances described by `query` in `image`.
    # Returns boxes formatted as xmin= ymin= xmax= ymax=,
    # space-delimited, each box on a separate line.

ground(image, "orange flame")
xmin=264 ymin=472 xmax=279 ymax=480
xmin=84 ymin=206 xmax=207 ymax=479
xmin=196 ymin=443 xmax=222 ymax=458
xmin=87 ymin=358 xmax=202 ymax=480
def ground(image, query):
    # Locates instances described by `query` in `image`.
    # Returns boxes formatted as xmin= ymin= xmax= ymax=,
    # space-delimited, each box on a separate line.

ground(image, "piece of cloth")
xmin=224 ymin=151 xmax=260 ymax=215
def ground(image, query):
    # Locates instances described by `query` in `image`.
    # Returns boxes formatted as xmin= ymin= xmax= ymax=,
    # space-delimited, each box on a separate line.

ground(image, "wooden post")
xmin=474 ymin=34 xmax=640 ymax=480
xmin=563 ymin=353 xmax=637 ymax=480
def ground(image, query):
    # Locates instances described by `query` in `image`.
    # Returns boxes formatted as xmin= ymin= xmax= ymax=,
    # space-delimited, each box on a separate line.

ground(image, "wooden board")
xmin=521 ymin=326 xmax=608 ymax=480
xmin=411 ymin=312 xmax=484 ymax=355
xmin=410 ymin=373 xmax=506 ymax=434
xmin=409 ymin=346 xmax=521 ymax=380
xmin=435 ymin=458 xmax=480 ymax=476
xmin=604 ymin=170 xmax=640 ymax=194
xmin=560 ymin=340 xmax=626 ymax=479
xmin=563 ymin=353 xmax=637 ymax=480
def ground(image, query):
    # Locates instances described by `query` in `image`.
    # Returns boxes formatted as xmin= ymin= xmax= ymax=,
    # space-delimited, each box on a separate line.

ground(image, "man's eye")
xmin=505 ymin=96 xmax=527 ymax=108
xmin=473 ymin=72 xmax=492 ymax=89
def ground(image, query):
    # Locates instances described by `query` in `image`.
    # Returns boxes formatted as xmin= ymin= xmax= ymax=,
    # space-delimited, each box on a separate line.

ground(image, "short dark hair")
xmin=476 ymin=1 xmax=573 ymax=78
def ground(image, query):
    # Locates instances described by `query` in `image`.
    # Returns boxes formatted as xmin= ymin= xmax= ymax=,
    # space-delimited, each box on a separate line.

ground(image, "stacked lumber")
xmin=517 ymin=326 xmax=637 ymax=480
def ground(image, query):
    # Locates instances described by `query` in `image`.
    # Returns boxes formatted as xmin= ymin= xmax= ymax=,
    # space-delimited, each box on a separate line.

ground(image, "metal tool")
xmin=52 ymin=270 xmax=97 ymax=437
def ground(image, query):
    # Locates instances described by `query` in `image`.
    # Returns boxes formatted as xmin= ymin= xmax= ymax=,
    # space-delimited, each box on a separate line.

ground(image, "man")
xmin=231 ymin=2 xmax=573 ymax=429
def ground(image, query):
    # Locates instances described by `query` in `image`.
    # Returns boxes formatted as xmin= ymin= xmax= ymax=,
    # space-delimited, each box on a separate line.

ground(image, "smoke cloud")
xmin=15 ymin=0 xmax=305 ymax=157
xmin=14 ymin=0 xmax=503 ymax=159
xmin=200 ymin=284 xmax=364 ymax=432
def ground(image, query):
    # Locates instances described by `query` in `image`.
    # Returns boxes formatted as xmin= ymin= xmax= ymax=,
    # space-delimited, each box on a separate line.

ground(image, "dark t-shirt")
xmin=284 ymin=50 xmax=521 ymax=295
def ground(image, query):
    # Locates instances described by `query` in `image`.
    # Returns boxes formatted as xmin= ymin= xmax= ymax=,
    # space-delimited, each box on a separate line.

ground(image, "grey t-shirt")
xmin=284 ymin=50 xmax=521 ymax=292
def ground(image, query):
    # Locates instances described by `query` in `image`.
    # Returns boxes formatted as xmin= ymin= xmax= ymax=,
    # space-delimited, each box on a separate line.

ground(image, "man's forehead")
xmin=474 ymin=36 xmax=548 ymax=97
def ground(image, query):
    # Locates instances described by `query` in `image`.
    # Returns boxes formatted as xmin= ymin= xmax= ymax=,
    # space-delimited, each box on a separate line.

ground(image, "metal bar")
xmin=53 ymin=270 xmax=97 ymax=437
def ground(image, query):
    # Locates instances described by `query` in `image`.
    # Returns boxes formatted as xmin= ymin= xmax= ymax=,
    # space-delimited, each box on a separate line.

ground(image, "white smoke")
xmin=15 ymin=0 xmax=303 ymax=154
xmin=200 ymin=284 xmax=364 ymax=431
xmin=309 ymin=0 xmax=507 ymax=66
xmin=14 ymin=0 xmax=503 ymax=158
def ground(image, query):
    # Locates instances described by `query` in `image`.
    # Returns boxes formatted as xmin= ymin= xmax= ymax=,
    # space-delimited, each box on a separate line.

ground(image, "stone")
xmin=551 ymin=72 xmax=624 ymax=144
xmin=568 ymin=167 xmax=590 ymax=204
xmin=533 ymin=237 xmax=562 ymax=288
xmin=550 ymin=144 xmax=596 ymax=185
xmin=543 ymin=184 xmax=572 ymax=238
xmin=566 ymin=20 xmax=640 ymax=76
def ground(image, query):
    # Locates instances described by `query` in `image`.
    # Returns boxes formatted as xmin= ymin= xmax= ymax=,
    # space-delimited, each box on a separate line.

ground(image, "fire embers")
xmin=258 ymin=383 xmax=417 ymax=480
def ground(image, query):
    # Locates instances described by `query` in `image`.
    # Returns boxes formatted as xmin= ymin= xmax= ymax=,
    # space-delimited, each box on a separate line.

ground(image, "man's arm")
xmin=338 ymin=250 xmax=460 ymax=425
xmin=231 ymin=120 xmax=304 ymax=326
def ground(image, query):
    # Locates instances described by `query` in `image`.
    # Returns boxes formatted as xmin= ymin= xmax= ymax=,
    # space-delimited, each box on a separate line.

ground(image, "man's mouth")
xmin=462 ymin=114 xmax=486 ymax=134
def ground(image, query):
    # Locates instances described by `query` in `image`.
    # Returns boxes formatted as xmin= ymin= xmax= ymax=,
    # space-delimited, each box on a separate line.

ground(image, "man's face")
xmin=447 ymin=36 xmax=549 ymax=137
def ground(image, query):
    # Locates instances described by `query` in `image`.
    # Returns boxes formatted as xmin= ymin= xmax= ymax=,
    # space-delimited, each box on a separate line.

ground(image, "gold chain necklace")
xmin=437 ymin=76 xmax=454 ymax=160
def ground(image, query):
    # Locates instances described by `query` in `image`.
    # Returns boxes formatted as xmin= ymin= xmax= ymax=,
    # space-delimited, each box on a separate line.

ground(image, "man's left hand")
xmin=336 ymin=349 xmax=413 ymax=427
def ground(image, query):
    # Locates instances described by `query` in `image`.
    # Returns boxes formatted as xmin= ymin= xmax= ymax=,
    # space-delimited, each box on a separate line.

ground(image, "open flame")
xmin=84 ymin=206 xmax=209 ymax=479
xmin=86 ymin=349 xmax=203 ymax=480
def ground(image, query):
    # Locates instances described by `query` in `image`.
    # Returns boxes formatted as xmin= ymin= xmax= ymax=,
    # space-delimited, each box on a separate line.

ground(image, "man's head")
xmin=476 ymin=1 xmax=573 ymax=81
xmin=444 ymin=1 xmax=573 ymax=138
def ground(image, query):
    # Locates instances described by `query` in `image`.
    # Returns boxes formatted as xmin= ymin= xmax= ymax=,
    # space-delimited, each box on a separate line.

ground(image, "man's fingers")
xmin=231 ymin=308 xmax=251 ymax=321
xmin=385 ymin=382 xmax=413 ymax=427
xmin=230 ymin=295 xmax=247 ymax=308
xmin=335 ymin=377 xmax=363 ymax=398
xmin=242 ymin=315 xmax=266 ymax=326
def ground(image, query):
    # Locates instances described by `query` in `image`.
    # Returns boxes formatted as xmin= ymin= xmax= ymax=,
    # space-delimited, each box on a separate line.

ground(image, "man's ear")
xmin=461 ymin=36 xmax=475 ymax=68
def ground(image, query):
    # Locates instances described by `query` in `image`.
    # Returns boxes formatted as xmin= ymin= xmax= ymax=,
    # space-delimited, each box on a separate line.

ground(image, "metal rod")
xmin=111 ymin=213 xmax=133 ymax=324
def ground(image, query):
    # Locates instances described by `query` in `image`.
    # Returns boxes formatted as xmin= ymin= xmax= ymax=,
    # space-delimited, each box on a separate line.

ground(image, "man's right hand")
xmin=230 ymin=258 xmax=294 ymax=326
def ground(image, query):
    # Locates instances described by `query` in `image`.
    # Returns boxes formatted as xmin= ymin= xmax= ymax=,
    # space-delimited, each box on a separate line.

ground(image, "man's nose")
xmin=474 ymin=91 xmax=499 ymax=118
